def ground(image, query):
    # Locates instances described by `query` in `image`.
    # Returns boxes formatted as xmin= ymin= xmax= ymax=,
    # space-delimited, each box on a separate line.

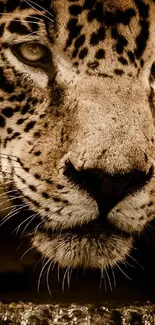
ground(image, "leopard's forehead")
xmin=49 ymin=0 xmax=155 ymax=77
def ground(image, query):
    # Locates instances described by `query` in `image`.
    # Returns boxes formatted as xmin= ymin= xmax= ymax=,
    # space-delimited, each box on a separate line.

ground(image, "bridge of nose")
xmin=65 ymin=70 xmax=155 ymax=175
xmin=69 ymin=110 xmax=152 ymax=175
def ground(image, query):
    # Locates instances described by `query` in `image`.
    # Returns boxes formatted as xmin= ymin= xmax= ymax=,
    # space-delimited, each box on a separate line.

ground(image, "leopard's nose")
xmin=64 ymin=161 xmax=153 ymax=214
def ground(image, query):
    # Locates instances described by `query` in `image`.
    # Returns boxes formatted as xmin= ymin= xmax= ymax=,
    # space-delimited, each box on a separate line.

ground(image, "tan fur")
xmin=0 ymin=0 xmax=155 ymax=269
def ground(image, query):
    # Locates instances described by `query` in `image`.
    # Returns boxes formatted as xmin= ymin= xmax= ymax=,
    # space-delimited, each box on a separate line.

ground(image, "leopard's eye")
xmin=19 ymin=43 xmax=47 ymax=61
xmin=11 ymin=42 xmax=52 ymax=68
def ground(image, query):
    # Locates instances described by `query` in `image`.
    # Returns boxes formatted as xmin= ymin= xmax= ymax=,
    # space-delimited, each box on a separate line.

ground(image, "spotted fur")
xmin=0 ymin=0 xmax=155 ymax=270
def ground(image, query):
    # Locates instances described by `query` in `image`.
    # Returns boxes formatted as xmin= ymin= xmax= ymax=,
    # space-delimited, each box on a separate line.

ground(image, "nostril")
xmin=64 ymin=161 xmax=153 ymax=213
xmin=114 ymin=166 xmax=153 ymax=196
xmin=98 ymin=166 xmax=153 ymax=214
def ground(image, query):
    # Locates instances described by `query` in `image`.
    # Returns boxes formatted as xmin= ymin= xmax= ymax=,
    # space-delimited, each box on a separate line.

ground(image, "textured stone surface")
xmin=0 ymin=302 xmax=154 ymax=325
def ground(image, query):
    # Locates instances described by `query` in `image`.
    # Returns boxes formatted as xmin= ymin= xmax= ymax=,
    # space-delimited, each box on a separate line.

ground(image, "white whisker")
xmin=99 ymin=266 xmax=103 ymax=290
xmin=0 ymin=205 xmax=27 ymax=228
xmin=20 ymin=246 xmax=34 ymax=261
xmin=9 ymin=30 xmax=45 ymax=47
xmin=103 ymin=270 xmax=107 ymax=291
xmin=33 ymin=255 xmax=45 ymax=272
xmin=57 ymin=264 xmax=60 ymax=283
xmin=13 ymin=212 xmax=35 ymax=235
xmin=127 ymin=254 xmax=144 ymax=271
xmin=34 ymin=219 xmax=45 ymax=234
xmin=24 ymin=0 xmax=54 ymax=23
xmin=1 ymin=18 xmax=44 ymax=26
xmin=0 ymin=203 xmax=23 ymax=213
xmin=21 ymin=210 xmax=43 ymax=236
xmin=67 ymin=266 xmax=72 ymax=290
xmin=0 ymin=194 xmax=24 ymax=208
xmin=37 ymin=258 xmax=51 ymax=293
xmin=0 ymin=188 xmax=19 ymax=197
xmin=105 ymin=268 xmax=113 ymax=291
xmin=62 ymin=267 xmax=68 ymax=292
xmin=111 ymin=266 xmax=116 ymax=289
xmin=25 ymin=0 xmax=54 ymax=19
xmin=46 ymin=261 xmax=52 ymax=297
xmin=116 ymin=263 xmax=132 ymax=281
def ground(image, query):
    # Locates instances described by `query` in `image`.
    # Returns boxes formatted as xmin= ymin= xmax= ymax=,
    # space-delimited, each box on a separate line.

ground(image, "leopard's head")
xmin=0 ymin=0 xmax=155 ymax=269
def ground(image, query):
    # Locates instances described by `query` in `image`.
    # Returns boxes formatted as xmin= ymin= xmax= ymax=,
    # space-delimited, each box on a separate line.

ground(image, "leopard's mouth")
xmin=32 ymin=212 xmax=133 ymax=269
xmin=7 ymin=180 xmax=133 ymax=269
xmin=39 ymin=214 xmax=131 ymax=239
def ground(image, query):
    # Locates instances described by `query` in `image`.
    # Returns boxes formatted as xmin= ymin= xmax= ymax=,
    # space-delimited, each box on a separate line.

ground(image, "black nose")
xmin=64 ymin=162 xmax=153 ymax=214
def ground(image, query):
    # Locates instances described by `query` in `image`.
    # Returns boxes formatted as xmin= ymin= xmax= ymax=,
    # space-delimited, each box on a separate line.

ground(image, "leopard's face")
xmin=0 ymin=0 xmax=155 ymax=269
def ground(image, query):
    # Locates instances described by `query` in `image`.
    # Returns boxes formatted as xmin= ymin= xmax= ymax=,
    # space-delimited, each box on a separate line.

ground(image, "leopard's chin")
xmin=32 ymin=218 xmax=133 ymax=269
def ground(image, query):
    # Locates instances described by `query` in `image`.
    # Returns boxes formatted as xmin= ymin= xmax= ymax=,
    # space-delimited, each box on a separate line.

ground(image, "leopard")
xmin=0 ymin=0 xmax=155 ymax=272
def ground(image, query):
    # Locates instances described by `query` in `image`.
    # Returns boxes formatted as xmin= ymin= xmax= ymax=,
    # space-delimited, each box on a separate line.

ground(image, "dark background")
xmin=0 ymin=213 xmax=155 ymax=305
